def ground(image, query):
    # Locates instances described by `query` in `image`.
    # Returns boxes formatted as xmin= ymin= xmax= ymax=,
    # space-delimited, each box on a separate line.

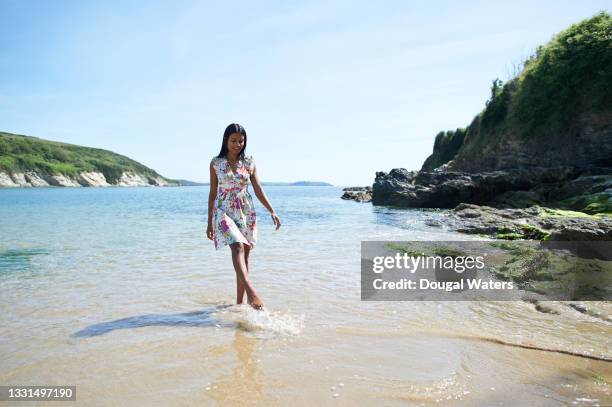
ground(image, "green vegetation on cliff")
xmin=0 ymin=131 xmax=168 ymax=183
xmin=422 ymin=11 xmax=612 ymax=171
xmin=421 ymin=128 xmax=466 ymax=171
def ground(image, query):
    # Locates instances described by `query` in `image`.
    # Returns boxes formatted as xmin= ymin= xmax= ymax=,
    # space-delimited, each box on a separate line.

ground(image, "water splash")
xmin=215 ymin=304 xmax=305 ymax=337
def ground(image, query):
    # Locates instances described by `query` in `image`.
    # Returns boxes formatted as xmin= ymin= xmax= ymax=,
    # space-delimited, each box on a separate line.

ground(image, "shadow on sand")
xmin=71 ymin=304 xmax=233 ymax=338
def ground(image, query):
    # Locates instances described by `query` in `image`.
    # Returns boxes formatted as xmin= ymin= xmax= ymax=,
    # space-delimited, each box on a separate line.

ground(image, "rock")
xmin=447 ymin=110 xmax=612 ymax=173
xmin=10 ymin=172 xmax=31 ymax=187
xmin=547 ymin=174 xmax=612 ymax=201
xmin=448 ymin=203 xmax=612 ymax=241
xmin=117 ymin=172 xmax=151 ymax=187
xmin=42 ymin=174 xmax=81 ymax=187
xmin=341 ymin=186 xmax=372 ymax=202
xmin=0 ymin=169 xmax=178 ymax=188
xmin=77 ymin=171 xmax=110 ymax=187
xmin=0 ymin=170 xmax=177 ymax=188
xmin=492 ymin=190 xmax=543 ymax=208
xmin=547 ymin=224 xmax=612 ymax=241
xmin=372 ymin=167 xmax=576 ymax=208
xmin=24 ymin=172 xmax=50 ymax=187
xmin=148 ymin=176 xmax=171 ymax=186
xmin=0 ymin=172 xmax=19 ymax=187
xmin=343 ymin=186 xmax=372 ymax=192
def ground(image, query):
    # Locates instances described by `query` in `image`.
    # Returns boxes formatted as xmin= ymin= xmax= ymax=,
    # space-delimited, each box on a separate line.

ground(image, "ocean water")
xmin=0 ymin=186 xmax=610 ymax=406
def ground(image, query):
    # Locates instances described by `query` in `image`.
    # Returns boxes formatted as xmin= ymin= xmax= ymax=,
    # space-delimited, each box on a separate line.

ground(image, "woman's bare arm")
xmin=206 ymin=161 xmax=218 ymax=239
xmin=250 ymin=163 xmax=281 ymax=230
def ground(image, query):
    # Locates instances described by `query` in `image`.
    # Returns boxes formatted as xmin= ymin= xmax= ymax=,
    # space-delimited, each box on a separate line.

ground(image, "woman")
xmin=206 ymin=123 xmax=281 ymax=311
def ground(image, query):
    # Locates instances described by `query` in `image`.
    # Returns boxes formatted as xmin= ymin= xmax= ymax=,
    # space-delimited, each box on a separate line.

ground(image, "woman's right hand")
xmin=206 ymin=223 xmax=214 ymax=240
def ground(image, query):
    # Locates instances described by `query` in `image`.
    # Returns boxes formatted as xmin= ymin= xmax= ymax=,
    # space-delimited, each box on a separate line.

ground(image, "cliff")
xmin=422 ymin=11 xmax=612 ymax=173
xmin=373 ymin=12 xmax=611 ymax=216
xmin=369 ymin=12 xmax=612 ymax=240
xmin=0 ymin=131 xmax=177 ymax=187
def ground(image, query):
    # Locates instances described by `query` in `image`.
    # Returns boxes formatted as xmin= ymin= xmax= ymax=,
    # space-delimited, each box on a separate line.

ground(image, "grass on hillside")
xmin=0 ymin=132 xmax=164 ymax=184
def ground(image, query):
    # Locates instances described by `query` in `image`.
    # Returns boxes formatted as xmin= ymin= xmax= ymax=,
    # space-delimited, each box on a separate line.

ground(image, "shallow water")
xmin=0 ymin=186 xmax=610 ymax=406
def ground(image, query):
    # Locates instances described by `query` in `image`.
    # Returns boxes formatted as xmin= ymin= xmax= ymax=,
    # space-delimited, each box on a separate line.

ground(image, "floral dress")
xmin=211 ymin=155 xmax=257 ymax=250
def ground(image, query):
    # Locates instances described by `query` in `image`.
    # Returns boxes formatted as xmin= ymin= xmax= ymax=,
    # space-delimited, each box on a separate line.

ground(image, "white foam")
xmin=216 ymin=304 xmax=305 ymax=336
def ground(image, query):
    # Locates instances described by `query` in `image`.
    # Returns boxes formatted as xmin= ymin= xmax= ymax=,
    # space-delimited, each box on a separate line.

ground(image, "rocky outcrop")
xmin=448 ymin=203 xmax=612 ymax=241
xmin=43 ymin=174 xmax=81 ymax=187
xmin=77 ymin=171 xmax=110 ymax=187
xmin=0 ymin=172 xmax=18 ymax=187
xmin=0 ymin=170 xmax=177 ymax=188
xmin=438 ymin=110 xmax=612 ymax=175
xmin=448 ymin=111 xmax=612 ymax=173
xmin=370 ymin=166 xmax=611 ymax=240
xmin=116 ymin=172 xmax=177 ymax=187
xmin=117 ymin=172 xmax=151 ymax=187
xmin=341 ymin=186 xmax=372 ymax=202
xmin=24 ymin=172 xmax=50 ymax=187
xmin=148 ymin=176 xmax=171 ymax=186
xmin=10 ymin=173 xmax=30 ymax=187
xmin=0 ymin=171 xmax=49 ymax=187
xmin=372 ymin=167 xmax=579 ymax=208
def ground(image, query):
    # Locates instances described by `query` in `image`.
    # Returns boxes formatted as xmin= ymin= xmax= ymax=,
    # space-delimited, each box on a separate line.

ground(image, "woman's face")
xmin=227 ymin=132 xmax=245 ymax=155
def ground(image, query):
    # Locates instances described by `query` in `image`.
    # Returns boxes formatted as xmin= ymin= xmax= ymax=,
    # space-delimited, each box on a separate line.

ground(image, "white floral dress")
xmin=211 ymin=155 xmax=257 ymax=250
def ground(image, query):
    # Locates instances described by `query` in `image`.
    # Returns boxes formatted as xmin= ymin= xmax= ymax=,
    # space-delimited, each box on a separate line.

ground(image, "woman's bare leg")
xmin=236 ymin=244 xmax=251 ymax=304
xmin=230 ymin=242 xmax=263 ymax=310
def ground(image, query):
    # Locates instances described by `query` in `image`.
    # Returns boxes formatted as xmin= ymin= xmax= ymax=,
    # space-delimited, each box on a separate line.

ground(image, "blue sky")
xmin=1 ymin=1 xmax=609 ymax=185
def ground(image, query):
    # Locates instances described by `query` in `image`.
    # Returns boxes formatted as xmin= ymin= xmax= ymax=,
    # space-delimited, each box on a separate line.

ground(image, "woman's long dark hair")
xmin=217 ymin=123 xmax=247 ymax=159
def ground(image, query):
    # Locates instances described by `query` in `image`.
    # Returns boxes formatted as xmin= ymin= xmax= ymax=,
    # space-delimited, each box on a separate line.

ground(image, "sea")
xmin=1 ymin=186 xmax=610 ymax=406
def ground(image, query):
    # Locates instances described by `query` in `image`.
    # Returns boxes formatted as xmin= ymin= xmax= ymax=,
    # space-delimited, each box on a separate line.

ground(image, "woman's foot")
xmin=248 ymin=295 xmax=264 ymax=311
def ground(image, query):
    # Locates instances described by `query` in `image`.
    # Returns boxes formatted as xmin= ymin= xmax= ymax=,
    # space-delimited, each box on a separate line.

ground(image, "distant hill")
xmin=0 ymin=131 xmax=177 ymax=187
xmin=288 ymin=181 xmax=333 ymax=186
xmin=176 ymin=179 xmax=208 ymax=186
xmin=0 ymin=131 xmax=334 ymax=188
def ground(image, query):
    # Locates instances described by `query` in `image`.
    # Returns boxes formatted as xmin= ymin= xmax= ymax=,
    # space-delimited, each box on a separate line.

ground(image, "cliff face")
xmin=0 ymin=131 xmax=177 ymax=188
xmin=0 ymin=170 xmax=174 ymax=188
xmin=421 ymin=12 xmax=612 ymax=173
xmin=421 ymin=128 xmax=466 ymax=171
xmin=373 ymin=12 xmax=612 ymax=219
xmin=447 ymin=107 xmax=612 ymax=173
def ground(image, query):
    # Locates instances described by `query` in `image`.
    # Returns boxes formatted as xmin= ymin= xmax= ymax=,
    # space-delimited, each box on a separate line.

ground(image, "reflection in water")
xmin=207 ymin=330 xmax=266 ymax=405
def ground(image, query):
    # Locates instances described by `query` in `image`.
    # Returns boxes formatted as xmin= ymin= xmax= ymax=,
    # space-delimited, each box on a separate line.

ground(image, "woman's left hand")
xmin=271 ymin=212 xmax=281 ymax=230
